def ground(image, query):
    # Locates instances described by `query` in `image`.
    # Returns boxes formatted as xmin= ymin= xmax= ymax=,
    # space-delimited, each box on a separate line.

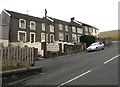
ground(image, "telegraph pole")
xmin=44 ymin=9 xmax=47 ymax=58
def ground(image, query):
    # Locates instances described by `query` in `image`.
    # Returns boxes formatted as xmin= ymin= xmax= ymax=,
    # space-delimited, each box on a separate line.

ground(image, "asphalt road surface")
xmin=22 ymin=42 xmax=119 ymax=86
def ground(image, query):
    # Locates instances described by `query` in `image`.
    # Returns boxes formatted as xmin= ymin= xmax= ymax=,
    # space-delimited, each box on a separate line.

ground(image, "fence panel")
xmin=1 ymin=47 xmax=35 ymax=69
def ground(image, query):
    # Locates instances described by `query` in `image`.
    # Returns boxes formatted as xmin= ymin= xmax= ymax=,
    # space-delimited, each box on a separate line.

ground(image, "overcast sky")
xmin=0 ymin=0 xmax=119 ymax=32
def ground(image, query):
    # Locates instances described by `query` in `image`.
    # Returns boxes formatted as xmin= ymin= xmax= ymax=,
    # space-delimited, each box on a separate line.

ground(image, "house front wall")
xmin=9 ymin=16 xmax=46 ymax=56
xmin=54 ymin=23 xmax=59 ymax=41
xmin=9 ymin=17 xmax=42 ymax=42
xmin=54 ymin=21 xmax=72 ymax=43
xmin=92 ymin=28 xmax=99 ymax=38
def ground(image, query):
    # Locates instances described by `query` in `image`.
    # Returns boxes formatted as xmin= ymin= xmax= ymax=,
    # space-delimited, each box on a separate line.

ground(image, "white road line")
xmin=58 ymin=54 xmax=120 ymax=87
xmin=57 ymin=70 xmax=91 ymax=87
xmin=104 ymin=54 xmax=120 ymax=64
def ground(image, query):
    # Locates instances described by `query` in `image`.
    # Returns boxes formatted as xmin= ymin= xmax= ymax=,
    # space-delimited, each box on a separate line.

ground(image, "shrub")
xmin=80 ymin=35 xmax=95 ymax=47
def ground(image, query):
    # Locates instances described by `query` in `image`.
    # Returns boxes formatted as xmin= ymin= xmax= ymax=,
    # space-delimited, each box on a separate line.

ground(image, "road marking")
xmin=104 ymin=54 xmax=120 ymax=64
xmin=57 ymin=70 xmax=91 ymax=87
xmin=58 ymin=54 xmax=120 ymax=87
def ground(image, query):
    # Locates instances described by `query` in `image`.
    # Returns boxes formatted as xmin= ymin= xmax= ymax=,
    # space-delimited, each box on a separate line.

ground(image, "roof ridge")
xmin=5 ymin=9 xmax=43 ymax=20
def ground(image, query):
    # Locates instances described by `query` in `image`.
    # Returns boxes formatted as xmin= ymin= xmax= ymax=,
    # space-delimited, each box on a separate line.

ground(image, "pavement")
xmin=19 ymin=42 xmax=119 ymax=86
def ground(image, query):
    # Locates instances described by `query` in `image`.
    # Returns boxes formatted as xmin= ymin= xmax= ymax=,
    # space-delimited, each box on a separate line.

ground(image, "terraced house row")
xmin=0 ymin=9 xmax=99 ymax=57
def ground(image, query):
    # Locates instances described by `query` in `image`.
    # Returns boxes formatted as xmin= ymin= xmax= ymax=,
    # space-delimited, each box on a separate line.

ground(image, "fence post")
xmin=31 ymin=47 xmax=34 ymax=66
xmin=16 ymin=46 xmax=19 ymax=66
xmin=0 ymin=47 xmax=3 ymax=69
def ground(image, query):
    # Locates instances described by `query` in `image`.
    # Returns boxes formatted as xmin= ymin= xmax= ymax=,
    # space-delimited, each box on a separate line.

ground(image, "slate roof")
xmin=69 ymin=21 xmax=82 ymax=28
xmin=47 ymin=16 xmax=70 ymax=25
xmin=71 ymin=19 xmax=98 ymax=30
xmin=4 ymin=10 xmax=99 ymax=30
xmin=42 ymin=17 xmax=54 ymax=25
xmin=81 ymin=22 xmax=99 ymax=30
xmin=5 ymin=10 xmax=44 ymax=23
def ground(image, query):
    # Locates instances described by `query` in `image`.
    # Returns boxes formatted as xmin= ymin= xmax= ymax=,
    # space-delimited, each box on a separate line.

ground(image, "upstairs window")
xmin=50 ymin=25 xmax=54 ymax=32
xmin=89 ymin=27 xmax=93 ymax=33
xmin=19 ymin=19 xmax=26 ymax=29
xmin=77 ymin=27 xmax=83 ymax=34
xmin=72 ymin=26 xmax=76 ymax=33
xmin=59 ymin=24 xmax=63 ymax=30
xmin=85 ymin=26 xmax=88 ymax=32
xmin=42 ymin=23 xmax=45 ymax=31
xmin=30 ymin=21 xmax=36 ymax=30
xmin=96 ymin=29 xmax=99 ymax=34
xmin=18 ymin=31 xmax=27 ymax=42
xmin=65 ymin=26 xmax=68 ymax=32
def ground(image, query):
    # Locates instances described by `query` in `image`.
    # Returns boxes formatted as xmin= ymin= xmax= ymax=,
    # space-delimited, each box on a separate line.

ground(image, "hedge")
xmin=80 ymin=35 xmax=95 ymax=47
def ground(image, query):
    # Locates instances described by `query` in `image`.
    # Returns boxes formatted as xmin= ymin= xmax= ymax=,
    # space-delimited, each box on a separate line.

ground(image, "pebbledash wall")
xmin=0 ymin=9 xmax=99 ymax=57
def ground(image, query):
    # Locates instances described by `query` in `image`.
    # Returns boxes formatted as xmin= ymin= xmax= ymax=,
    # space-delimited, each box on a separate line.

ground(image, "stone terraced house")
xmin=0 ymin=9 xmax=99 ymax=57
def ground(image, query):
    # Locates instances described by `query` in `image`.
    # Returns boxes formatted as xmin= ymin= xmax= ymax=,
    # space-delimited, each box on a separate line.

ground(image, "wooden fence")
xmin=0 ymin=47 xmax=35 ymax=69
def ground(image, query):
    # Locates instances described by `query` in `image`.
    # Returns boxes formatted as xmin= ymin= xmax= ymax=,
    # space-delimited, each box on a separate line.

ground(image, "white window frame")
xmin=85 ymin=26 xmax=88 ymax=32
xmin=30 ymin=32 xmax=36 ymax=43
xmin=59 ymin=32 xmax=64 ymax=41
xmin=42 ymin=23 xmax=45 ymax=31
xmin=89 ymin=27 xmax=93 ymax=33
xmin=19 ymin=19 xmax=26 ymax=29
xmin=30 ymin=21 xmax=36 ymax=30
xmin=77 ymin=27 xmax=83 ymax=34
xmin=72 ymin=34 xmax=77 ymax=41
xmin=18 ymin=31 xmax=27 ymax=42
xmin=46 ymin=34 xmax=48 ymax=42
xmin=96 ymin=29 xmax=99 ymax=34
xmin=50 ymin=25 xmax=54 ymax=32
xmin=41 ymin=33 xmax=45 ymax=42
xmin=65 ymin=26 xmax=68 ymax=32
xmin=72 ymin=26 xmax=76 ymax=33
xmin=59 ymin=24 xmax=63 ymax=30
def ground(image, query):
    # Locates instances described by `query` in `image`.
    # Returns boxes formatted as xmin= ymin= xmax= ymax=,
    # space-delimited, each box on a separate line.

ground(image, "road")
xmin=22 ymin=42 xmax=119 ymax=86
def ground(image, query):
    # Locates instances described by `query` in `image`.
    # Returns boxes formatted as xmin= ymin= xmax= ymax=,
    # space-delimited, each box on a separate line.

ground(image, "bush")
xmin=80 ymin=35 xmax=95 ymax=47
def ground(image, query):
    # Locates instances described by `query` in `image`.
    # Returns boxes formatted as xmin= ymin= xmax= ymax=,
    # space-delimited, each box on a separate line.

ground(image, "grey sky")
xmin=0 ymin=0 xmax=119 ymax=32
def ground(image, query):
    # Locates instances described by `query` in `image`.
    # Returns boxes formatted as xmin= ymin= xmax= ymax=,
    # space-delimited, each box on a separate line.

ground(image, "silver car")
xmin=87 ymin=42 xmax=104 ymax=52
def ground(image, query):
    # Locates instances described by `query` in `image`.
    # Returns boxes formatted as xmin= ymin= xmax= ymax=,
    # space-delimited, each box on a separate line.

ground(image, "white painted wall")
xmin=9 ymin=42 xmax=43 ymax=56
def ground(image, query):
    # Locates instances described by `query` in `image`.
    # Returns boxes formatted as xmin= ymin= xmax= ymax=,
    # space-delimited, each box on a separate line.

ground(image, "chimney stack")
xmin=71 ymin=17 xmax=75 ymax=21
xmin=45 ymin=9 xmax=47 ymax=17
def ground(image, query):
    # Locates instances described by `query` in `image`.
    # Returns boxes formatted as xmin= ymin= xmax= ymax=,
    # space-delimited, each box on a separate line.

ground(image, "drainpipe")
xmin=44 ymin=9 xmax=47 ymax=58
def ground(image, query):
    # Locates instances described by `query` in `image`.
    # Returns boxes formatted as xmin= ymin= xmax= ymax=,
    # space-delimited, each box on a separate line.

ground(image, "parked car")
xmin=87 ymin=42 xmax=104 ymax=52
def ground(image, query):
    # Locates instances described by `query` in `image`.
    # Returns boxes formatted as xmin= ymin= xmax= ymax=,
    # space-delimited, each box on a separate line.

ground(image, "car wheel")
xmin=96 ymin=47 xmax=99 ymax=51
xmin=102 ymin=48 xmax=104 ymax=50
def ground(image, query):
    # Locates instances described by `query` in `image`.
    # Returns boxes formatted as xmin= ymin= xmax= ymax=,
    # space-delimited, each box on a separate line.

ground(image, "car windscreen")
xmin=90 ymin=43 xmax=98 ymax=46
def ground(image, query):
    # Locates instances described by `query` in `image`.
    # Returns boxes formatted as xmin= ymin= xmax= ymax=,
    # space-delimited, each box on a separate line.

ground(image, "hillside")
xmin=99 ymin=30 xmax=120 ymax=40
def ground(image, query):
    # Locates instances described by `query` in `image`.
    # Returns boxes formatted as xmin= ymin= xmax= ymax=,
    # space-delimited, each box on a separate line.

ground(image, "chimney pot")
xmin=71 ymin=17 xmax=75 ymax=21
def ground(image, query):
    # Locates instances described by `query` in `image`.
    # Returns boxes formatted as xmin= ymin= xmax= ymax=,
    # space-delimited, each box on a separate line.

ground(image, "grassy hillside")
xmin=100 ymin=30 xmax=120 ymax=41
